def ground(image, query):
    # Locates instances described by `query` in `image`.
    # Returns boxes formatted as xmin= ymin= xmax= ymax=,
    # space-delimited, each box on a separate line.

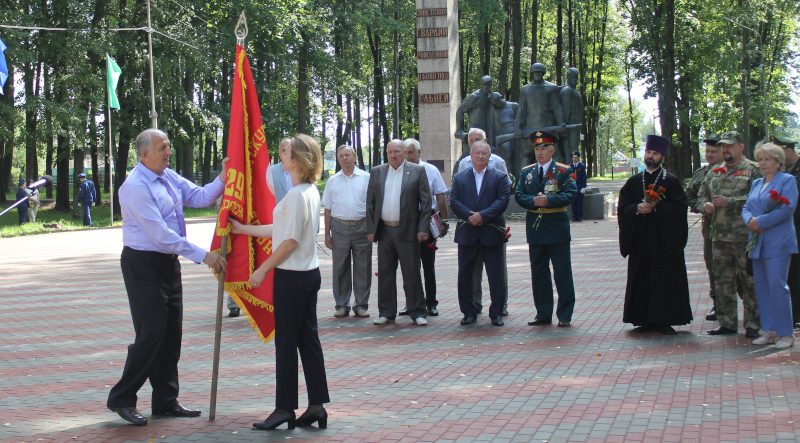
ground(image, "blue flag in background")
xmin=0 ymin=37 xmax=7 ymax=94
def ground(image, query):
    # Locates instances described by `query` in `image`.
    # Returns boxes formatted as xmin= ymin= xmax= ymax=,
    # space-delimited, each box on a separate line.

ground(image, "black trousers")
xmin=107 ymin=247 xmax=183 ymax=412
xmin=273 ymin=268 xmax=330 ymax=410
xmin=788 ymin=253 xmax=800 ymax=323
xmin=419 ymin=237 xmax=438 ymax=308
xmin=458 ymin=243 xmax=505 ymax=318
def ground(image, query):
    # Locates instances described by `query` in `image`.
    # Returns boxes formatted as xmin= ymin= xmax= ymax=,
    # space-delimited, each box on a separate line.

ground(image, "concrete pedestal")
xmin=416 ymin=0 xmax=461 ymax=184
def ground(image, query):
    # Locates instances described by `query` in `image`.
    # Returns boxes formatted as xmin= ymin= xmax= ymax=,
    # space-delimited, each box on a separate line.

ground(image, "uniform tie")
xmin=540 ymin=166 xmax=545 ymax=184
xmin=157 ymin=176 xmax=186 ymax=237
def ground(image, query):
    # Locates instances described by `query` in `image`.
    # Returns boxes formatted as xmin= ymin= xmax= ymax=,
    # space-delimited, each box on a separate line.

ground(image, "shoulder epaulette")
xmin=556 ymin=162 xmax=570 ymax=169
xmin=522 ymin=163 xmax=538 ymax=170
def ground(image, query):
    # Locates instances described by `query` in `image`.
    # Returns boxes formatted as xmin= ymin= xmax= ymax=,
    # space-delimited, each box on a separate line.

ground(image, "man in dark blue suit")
xmin=77 ymin=172 xmax=98 ymax=227
xmin=450 ymin=141 xmax=511 ymax=326
xmin=570 ymin=151 xmax=587 ymax=221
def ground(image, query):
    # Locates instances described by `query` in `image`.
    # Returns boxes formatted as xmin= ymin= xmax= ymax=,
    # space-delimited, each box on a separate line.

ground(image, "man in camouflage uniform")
xmin=685 ymin=133 xmax=722 ymax=320
xmin=696 ymin=131 xmax=761 ymax=337
xmin=774 ymin=134 xmax=800 ymax=329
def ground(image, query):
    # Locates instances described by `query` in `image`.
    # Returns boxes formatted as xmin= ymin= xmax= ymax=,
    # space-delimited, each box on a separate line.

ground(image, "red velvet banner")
xmin=211 ymin=44 xmax=276 ymax=342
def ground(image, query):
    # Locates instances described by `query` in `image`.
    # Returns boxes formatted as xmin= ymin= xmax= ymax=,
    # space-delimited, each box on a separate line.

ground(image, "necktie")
xmin=540 ymin=166 xmax=545 ymax=184
xmin=157 ymin=176 xmax=186 ymax=237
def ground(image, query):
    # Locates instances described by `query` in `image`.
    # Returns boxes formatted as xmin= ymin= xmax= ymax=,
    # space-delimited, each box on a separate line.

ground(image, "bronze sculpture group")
xmin=454 ymin=63 xmax=583 ymax=173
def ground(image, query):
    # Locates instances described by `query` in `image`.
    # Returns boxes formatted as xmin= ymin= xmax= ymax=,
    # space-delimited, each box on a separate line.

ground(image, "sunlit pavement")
xmin=2 ymin=212 xmax=799 ymax=442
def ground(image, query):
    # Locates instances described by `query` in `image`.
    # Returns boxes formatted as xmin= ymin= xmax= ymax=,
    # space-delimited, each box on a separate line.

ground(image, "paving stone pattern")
xmin=2 ymin=214 xmax=799 ymax=442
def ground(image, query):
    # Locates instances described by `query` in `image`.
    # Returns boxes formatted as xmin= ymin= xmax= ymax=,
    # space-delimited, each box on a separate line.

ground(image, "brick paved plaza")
xmin=2 ymin=213 xmax=800 ymax=442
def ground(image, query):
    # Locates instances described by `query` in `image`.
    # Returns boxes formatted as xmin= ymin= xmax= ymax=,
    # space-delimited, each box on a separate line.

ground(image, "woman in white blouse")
xmin=231 ymin=134 xmax=329 ymax=430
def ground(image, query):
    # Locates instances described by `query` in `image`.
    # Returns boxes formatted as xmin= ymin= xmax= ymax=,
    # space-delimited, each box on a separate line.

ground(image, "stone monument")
xmin=559 ymin=67 xmax=583 ymax=162
xmin=416 ymin=0 xmax=461 ymax=183
xmin=514 ymin=62 xmax=565 ymax=165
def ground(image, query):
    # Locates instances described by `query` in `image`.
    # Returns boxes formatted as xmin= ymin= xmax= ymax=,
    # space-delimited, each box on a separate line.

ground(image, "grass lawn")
xmin=1 ymin=199 xmax=216 ymax=238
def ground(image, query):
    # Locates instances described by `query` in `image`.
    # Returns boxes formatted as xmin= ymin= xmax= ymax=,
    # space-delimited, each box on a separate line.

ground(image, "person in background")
xmin=26 ymin=179 xmax=40 ymax=223
xmin=77 ymin=172 xmax=97 ymax=227
xmin=322 ymin=144 xmax=372 ymax=319
xmin=742 ymin=142 xmax=798 ymax=349
xmin=15 ymin=179 xmax=30 ymax=225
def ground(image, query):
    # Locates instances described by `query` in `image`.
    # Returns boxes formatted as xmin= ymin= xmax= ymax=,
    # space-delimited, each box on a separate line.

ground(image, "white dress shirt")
xmin=321 ymin=167 xmax=370 ymax=220
xmin=459 ymin=153 xmax=512 ymax=184
xmin=381 ymin=160 xmax=405 ymax=222
xmin=420 ymin=160 xmax=447 ymax=210
xmin=537 ymin=159 xmax=553 ymax=178
xmin=274 ymin=183 xmax=320 ymax=271
xmin=473 ymin=167 xmax=487 ymax=195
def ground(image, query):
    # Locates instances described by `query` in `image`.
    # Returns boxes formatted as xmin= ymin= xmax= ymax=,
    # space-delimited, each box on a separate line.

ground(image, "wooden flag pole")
xmin=209 ymin=235 xmax=228 ymax=421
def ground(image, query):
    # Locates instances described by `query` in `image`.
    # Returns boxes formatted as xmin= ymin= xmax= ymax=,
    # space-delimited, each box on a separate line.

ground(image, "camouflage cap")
xmin=770 ymin=134 xmax=797 ymax=150
xmin=703 ymin=132 xmax=721 ymax=146
xmin=718 ymin=131 xmax=743 ymax=145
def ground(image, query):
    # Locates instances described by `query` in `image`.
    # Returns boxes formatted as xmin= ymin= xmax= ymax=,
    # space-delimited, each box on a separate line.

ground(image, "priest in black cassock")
xmin=617 ymin=135 xmax=693 ymax=335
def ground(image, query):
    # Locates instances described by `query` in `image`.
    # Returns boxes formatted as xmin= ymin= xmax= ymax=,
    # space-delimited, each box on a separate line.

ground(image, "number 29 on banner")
xmin=224 ymin=168 xmax=245 ymax=200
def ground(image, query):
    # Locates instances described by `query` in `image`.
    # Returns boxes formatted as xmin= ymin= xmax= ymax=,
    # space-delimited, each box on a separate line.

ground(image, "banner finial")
xmin=235 ymin=11 xmax=248 ymax=46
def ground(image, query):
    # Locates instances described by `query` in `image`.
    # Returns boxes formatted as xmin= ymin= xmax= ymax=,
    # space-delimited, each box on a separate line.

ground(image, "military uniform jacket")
xmin=686 ymin=164 xmax=710 ymax=217
xmin=785 ymin=160 xmax=800 ymax=231
xmin=695 ymin=158 xmax=762 ymax=243
xmin=515 ymin=162 xmax=577 ymax=244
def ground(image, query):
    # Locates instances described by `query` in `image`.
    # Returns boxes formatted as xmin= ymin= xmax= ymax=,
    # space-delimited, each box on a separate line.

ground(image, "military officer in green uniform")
xmin=696 ymin=130 xmax=762 ymax=337
xmin=774 ymin=134 xmax=800 ymax=328
xmin=515 ymin=131 xmax=577 ymax=327
xmin=686 ymin=133 xmax=723 ymax=321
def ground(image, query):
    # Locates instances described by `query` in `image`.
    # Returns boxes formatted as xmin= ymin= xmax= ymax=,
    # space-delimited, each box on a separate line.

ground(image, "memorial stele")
xmin=416 ymin=0 xmax=461 ymax=183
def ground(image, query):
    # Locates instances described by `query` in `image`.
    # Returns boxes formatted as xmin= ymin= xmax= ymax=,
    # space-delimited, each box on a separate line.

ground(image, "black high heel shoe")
xmin=296 ymin=407 xmax=328 ymax=429
xmin=253 ymin=409 xmax=296 ymax=430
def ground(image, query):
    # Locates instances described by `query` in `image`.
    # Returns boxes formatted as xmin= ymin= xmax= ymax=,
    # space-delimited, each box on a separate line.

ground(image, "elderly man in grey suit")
xmin=367 ymin=139 xmax=433 ymax=326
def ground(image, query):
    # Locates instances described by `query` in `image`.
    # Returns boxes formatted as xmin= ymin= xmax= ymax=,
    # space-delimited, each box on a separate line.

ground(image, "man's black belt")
xmin=123 ymin=246 xmax=178 ymax=260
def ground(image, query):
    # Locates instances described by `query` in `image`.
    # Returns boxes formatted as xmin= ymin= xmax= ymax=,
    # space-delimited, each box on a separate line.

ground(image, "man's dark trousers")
xmin=419 ymin=237 xmax=438 ymax=309
xmin=377 ymin=224 xmax=427 ymax=320
xmin=529 ymin=242 xmax=575 ymax=322
xmin=458 ymin=243 xmax=505 ymax=318
xmin=107 ymin=247 xmax=183 ymax=412
xmin=82 ymin=202 xmax=93 ymax=227
xmin=571 ymin=193 xmax=584 ymax=220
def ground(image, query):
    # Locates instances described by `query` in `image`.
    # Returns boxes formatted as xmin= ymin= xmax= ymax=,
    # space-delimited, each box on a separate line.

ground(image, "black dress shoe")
xmin=229 ymin=307 xmax=240 ymax=318
xmin=461 ymin=316 xmax=477 ymax=325
xmin=491 ymin=316 xmax=504 ymax=326
xmin=662 ymin=326 xmax=677 ymax=335
xmin=632 ymin=325 xmax=654 ymax=333
xmin=253 ymin=409 xmax=296 ymax=430
xmin=398 ymin=307 xmax=409 ymax=316
xmin=109 ymin=406 xmax=148 ymax=426
xmin=527 ymin=319 xmax=552 ymax=326
xmin=745 ymin=327 xmax=759 ymax=338
xmin=705 ymin=308 xmax=716 ymax=321
xmin=707 ymin=325 xmax=737 ymax=335
xmin=296 ymin=407 xmax=328 ymax=429
xmin=153 ymin=403 xmax=201 ymax=417
xmin=427 ymin=307 xmax=439 ymax=316
xmin=557 ymin=321 xmax=571 ymax=327
xmin=795 ymin=322 xmax=800 ymax=329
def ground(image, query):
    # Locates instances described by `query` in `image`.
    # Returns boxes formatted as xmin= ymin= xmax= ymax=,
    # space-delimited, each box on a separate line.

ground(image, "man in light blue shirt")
xmin=107 ymin=129 xmax=228 ymax=426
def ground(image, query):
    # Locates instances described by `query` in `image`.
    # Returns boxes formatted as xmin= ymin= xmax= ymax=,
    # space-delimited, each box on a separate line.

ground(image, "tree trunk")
xmin=556 ymin=1 xmax=563 ymax=85
xmin=44 ymin=70 xmax=54 ymax=198
xmin=297 ymin=31 xmax=310 ymax=134
xmin=0 ymin=66 xmax=14 ymax=199
xmin=354 ymin=94 xmax=365 ymax=169
xmin=530 ymin=0 xmax=539 ymax=64
xmin=498 ymin=1 xmax=511 ymax=97
xmin=23 ymin=60 xmax=39 ymax=181
xmin=367 ymin=26 xmax=386 ymax=164
xmin=510 ymin=0 xmax=522 ymax=101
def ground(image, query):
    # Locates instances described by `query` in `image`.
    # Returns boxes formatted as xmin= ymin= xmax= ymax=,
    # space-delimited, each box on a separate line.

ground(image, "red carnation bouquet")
xmin=745 ymin=189 xmax=791 ymax=254
xmin=710 ymin=167 xmax=727 ymax=238
xmin=643 ymin=184 xmax=666 ymax=205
